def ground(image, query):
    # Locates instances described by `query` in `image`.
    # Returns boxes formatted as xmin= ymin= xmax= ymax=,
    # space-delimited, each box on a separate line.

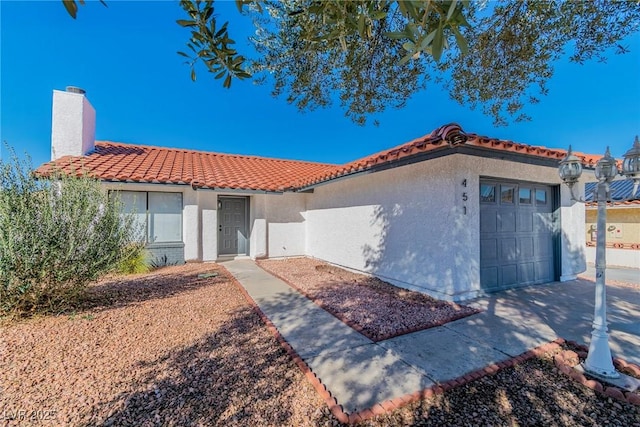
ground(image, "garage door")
xmin=480 ymin=180 xmax=556 ymax=291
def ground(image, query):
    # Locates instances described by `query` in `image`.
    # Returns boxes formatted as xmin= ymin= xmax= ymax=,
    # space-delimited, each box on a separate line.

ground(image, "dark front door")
xmin=219 ymin=197 xmax=248 ymax=256
xmin=480 ymin=180 xmax=556 ymax=292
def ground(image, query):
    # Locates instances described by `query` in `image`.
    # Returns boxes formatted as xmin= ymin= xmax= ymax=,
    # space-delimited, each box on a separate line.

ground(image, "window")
xmin=480 ymin=184 xmax=495 ymax=203
xmin=501 ymin=185 xmax=515 ymax=204
xmin=119 ymin=191 xmax=147 ymax=241
xmin=118 ymin=191 xmax=183 ymax=243
xmin=148 ymin=193 xmax=182 ymax=243
xmin=536 ymin=189 xmax=547 ymax=205
xmin=519 ymin=187 xmax=532 ymax=204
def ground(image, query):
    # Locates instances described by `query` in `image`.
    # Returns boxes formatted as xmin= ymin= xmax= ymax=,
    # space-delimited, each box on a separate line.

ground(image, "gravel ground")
xmin=0 ymin=264 xmax=330 ymax=426
xmin=2 ymin=263 xmax=638 ymax=426
xmin=364 ymin=346 xmax=640 ymax=426
xmin=258 ymin=257 xmax=479 ymax=341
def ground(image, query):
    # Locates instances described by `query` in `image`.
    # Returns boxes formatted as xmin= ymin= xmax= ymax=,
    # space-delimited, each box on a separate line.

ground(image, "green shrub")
xmin=116 ymin=243 xmax=150 ymax=275
xmin=0 ymin=148 xmax=142 ymax=316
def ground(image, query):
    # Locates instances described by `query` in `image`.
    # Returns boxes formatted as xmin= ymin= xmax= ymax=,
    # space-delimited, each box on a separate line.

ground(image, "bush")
xmin=116 ymin=243 xmax=150 ymax=275
xmin=0 ymin=148 xmax=141 ymax=316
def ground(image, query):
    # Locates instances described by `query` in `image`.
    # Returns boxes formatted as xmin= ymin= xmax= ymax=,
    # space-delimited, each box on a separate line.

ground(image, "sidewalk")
xmin=223 ymin=259 xmax=640 ymax=414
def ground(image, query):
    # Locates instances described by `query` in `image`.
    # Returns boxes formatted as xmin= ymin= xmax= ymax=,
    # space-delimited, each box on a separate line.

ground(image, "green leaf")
xmin=385 ymin=31 xmax=407 ymax=40
xmin=432 ymin=27 xmax=443 ymax=62
xmin=214 ymin=70 xmax=226 ymax=79
xmin=177 ymin=51 xmax=190 ymax=58
xmin=398 ymin=53 xmax=413 ymax=65
xmin=402 ymin=41 xmax=415 ymax=52
xmin=451 ymin=26 xmax=468 ymax=54
xmin=190 ymin=68 xmax=196 ymax=82
xmin=62 ymin=0 xmax=78 ymax=19
xmin=447 ymin=0 xmax=458 ymax=21
xmin=204 ymin=5 xmax=214 ymax=21
xmin=419 ymin=29 xmax=437 ymax=50
xmin=176 ymin=19 xmax=197 ymax=27
xmin=371 ymin=10 xmax=387 ymax=20
xmin=358 ymin=14 xmax=365 ymax=37
xmin=223 ymin=74 xmax=232 ymax=88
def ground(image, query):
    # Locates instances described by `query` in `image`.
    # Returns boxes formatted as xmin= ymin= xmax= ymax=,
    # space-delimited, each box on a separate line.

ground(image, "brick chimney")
xmin=51 ymin=86 xmax=96 ymax=160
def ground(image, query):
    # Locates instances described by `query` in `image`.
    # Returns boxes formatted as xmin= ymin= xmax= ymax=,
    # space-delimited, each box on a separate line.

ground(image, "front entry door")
xmin=219 ymin=197 xmax=248 ymax=255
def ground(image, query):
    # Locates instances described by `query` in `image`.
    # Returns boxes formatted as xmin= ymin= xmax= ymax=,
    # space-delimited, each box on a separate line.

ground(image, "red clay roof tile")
xmin=36 ymin=125 xmax=603 ymax=192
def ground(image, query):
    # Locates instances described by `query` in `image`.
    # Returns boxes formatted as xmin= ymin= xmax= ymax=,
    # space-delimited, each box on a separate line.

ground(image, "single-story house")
xmin=584 ymin=180 xmax=640 ymax=268
xmin=37 ymin=87 xmax=596 ymax=301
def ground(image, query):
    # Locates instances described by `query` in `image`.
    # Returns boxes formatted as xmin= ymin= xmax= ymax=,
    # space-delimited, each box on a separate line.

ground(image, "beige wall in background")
xmin=585 ymin=207 xmax=640 ymax=245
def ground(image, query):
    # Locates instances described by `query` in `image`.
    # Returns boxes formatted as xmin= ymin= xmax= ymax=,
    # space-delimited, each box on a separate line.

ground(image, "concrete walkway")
xmin=223 ymin=260 xmax=640 ymax=414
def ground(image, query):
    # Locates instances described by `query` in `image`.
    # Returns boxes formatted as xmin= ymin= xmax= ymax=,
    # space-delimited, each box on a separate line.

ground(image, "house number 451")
xmin=461 ymin=179 xmax=468 ymax=214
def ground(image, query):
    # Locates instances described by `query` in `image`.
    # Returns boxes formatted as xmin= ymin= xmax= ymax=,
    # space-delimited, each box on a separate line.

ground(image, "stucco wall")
xmin=264 ymin=193 xmax=307 ymax=258
xmin=305 ymin=156 xmax=469 ymax=300
xmin=51 ymin=90 xmax=95 ymax=160
xmin=305 ymin=153 xmax=586 ymax=301
xmin=585 ymin=206 xmax=640 ymax=245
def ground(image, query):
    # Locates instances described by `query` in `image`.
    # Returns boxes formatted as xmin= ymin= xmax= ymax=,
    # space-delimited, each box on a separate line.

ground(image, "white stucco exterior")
xmin=51 ymin=89 xmax=96 ymax=160
xmin=302 ymin=154 xmax=586 ymax=300
xmin=100 ymin=152 xmax=587 ymax=301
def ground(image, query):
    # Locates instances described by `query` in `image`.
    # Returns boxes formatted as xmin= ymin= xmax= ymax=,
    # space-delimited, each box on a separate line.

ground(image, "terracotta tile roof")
xmin=297 ymin=127 xmax=603 ymax=188
xmin=37 ymin=141 xmax=338 ymax=192
xmin=37 ymin=124 xmax=604 ymax=192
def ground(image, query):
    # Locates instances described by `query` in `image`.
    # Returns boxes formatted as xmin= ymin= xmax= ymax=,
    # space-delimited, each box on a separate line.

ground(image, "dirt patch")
xmin=257 ymin=257 xmax=480 ymax=341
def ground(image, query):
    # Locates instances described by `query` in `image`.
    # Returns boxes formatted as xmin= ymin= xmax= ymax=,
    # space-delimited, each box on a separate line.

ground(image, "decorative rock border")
xmin=553 ymin=340 xmax=640 ymax=407
xmin=255 ymin=262 xmax=480 ymax=342
xmin=224 ymin=266 xmax=640 ymax=424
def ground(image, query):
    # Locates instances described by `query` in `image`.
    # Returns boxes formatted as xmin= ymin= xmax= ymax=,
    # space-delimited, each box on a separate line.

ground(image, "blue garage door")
xmin=480 ymin=180 xmax=556 ymax=291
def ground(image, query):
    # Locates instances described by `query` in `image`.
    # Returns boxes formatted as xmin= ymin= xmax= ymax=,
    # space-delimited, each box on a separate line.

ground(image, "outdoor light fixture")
xmin=621 ymin=136 xmax=640 ymax=193
xmin=558 ymin=145 xmax=583 ymax=188
xmin=558 ymin=136 xmax=640 ymax=380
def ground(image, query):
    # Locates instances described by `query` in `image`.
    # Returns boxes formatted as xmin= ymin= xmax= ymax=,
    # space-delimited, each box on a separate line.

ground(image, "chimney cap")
xmin=65 ymin=86 xmax=86 ymax=95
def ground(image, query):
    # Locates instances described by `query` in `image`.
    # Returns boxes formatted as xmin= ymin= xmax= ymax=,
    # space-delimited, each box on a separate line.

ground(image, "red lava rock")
xmin=627 ymin=364 xmax=640 ymax=377
xmin=559 ymin=364 xmax=572 ymax=375
xmin=257 ymin=257 xmax=480 ymax=342
xmin=613 ymin=358 xmax=627 ymax=369
xmin=568 ymin=370 xmax=587 ymax=383
xmin=604 ymin=387 xmax=625 ymax=401
xmin=583 ymin=379 xmax=604 ymax=392
xmin=626 ymin=392 xmax=640 ymax=406
xmin=554 ymin=354 xmax=565 ymax=366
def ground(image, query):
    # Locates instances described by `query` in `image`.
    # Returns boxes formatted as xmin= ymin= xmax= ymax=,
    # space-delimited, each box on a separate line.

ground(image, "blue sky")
xmin=1 ymin=1 xmax=639 ymax=168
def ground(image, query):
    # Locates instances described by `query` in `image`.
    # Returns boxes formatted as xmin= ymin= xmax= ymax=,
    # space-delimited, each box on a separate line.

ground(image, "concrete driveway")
xmin=461 ymin=278 xmax=640 ymax=366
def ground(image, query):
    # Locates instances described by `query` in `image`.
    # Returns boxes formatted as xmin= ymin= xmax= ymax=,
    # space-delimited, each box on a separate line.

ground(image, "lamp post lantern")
xmin=558 ymin=137 xmax=640 ymax=379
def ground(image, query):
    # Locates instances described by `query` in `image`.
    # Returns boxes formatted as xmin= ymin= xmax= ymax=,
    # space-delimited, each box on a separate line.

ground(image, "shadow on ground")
xmin=85 ymin=303 xmax=327 ymax=426
xmin=78 ymin=265 xmax=227 ymax=313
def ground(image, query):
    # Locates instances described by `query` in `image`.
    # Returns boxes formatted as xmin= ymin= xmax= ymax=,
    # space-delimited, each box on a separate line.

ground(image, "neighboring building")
xmin=37 ymin=87 xmax=597 ymax=301
xmin=584 ymin=180 xmax=640 ymax=268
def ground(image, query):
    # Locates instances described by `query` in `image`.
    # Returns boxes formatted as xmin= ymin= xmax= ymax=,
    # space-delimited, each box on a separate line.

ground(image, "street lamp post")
xmin=558 ymin=137 xmax=640 ymax=379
